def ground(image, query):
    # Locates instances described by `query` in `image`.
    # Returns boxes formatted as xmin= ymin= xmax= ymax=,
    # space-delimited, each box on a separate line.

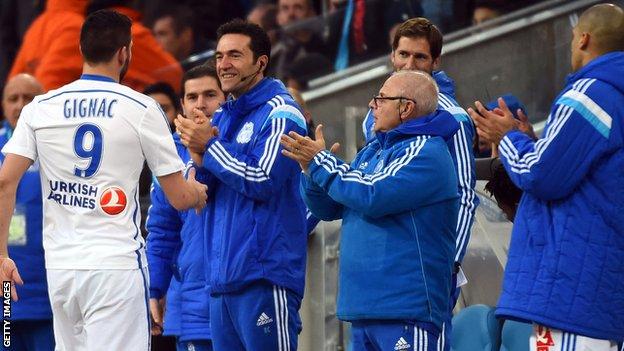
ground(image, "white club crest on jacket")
xmin=236 ymin=122 xmax=254 ymax=144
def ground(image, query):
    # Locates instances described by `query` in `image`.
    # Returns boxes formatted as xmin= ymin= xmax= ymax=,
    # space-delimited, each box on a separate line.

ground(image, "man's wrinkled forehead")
xmin=217 ymin=33 xmax=253 ymax=55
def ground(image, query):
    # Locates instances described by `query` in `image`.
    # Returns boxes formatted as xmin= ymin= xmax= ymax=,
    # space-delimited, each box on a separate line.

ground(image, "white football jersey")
xmin=2 ymin=75 xmax=184 ymax=269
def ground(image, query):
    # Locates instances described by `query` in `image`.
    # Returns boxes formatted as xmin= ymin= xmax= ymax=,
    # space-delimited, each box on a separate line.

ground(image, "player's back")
xmin=8 ymin=74 xmax=182 ymax=269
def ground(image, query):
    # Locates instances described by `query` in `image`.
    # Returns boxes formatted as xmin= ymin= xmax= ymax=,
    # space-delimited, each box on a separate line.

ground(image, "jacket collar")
xmin=221 ymin=78 xmax=289 ymax=118
xmin=375 ymin=109 xmax=459 ymax=147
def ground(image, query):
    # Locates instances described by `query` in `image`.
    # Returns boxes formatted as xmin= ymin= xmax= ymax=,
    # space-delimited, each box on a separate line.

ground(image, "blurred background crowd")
xmin=0 ymin=0 xmax=548 ymax=102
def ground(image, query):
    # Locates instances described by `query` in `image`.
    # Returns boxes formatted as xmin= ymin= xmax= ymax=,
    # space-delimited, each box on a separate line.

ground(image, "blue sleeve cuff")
xmin=308 ymin=150 xmax=330 ymax=179
xmin=150 ymin=288 xmax=164 ymax=299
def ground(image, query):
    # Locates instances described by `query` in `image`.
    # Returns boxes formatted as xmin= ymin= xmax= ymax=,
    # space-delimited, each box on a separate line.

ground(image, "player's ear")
xmin=118 ymin=44 xmax=131 ymax=65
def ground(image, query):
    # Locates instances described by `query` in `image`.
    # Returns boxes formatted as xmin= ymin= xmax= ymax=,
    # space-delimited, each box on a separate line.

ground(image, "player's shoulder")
xmin=103 ymin=83 xmax=158 ymax=110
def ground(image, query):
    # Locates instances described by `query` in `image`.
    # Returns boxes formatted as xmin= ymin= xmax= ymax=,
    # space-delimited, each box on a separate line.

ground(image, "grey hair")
xmin=391 ymin=70 xmax=439 ymax=117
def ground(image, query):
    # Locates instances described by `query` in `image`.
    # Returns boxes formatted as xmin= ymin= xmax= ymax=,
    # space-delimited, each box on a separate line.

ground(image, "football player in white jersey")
xmin=0 ymin=10 xmax=207 ymax=351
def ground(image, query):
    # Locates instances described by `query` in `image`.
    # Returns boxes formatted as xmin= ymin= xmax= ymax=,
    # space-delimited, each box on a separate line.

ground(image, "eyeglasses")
xmin=372 ymin=95 xmax=416 ymax=108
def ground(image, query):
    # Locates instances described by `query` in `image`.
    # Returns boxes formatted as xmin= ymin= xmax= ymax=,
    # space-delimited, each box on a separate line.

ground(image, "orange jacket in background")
xmin=10 ymin=2 xmax=183 ymax=94
xmin=9 ymin=0 xmax=87 ymax=92
xmin=113 ymin=6 xmax=183 ymax=94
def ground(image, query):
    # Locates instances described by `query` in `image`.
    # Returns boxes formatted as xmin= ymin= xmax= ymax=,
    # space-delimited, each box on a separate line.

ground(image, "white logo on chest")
xmin=236 ymin=122 xmax=254 ymax=144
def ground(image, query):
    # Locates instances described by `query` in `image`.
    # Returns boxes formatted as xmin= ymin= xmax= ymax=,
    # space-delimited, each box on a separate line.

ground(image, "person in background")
xmin=152 ymin=5 xmax=212 ymax=71
xmin=1 ymin=74 xmax=54 ymax=351
xmin=144 ymin=81 xmax=182 ymax=128
xmin=247 ymin=2 xmax=279 ymax=46
xmin=147 ymin=63 xmax=225 ymax=351
xmin=8 ymin=0 xmax=87 ymax=92
xmin=139 ymin=81 xmax=181 ymax=238
xmin=472 ymin=0 xmax=507 ymax=25
xmin=153 ymin=6 xmax=195 ymax=62
xmin=270 ymin=0 xmax=327 ymax=80
xmin=469 ymin=4 xmax=624 ymax=349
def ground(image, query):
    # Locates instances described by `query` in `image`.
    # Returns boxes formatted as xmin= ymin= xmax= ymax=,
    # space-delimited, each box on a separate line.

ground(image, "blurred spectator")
xmin=330 ymin=0 xmax=421 ymax=71
xmin=269 ymin=0 xmax=328 ymax=80
xmin=152 ymin=6 xmax=195 ymax=61
xmin=87 ymin=0 xmax=184 ymax=93
xmin=0 ymin=0 xmax=43 ymax=98
xmin=152 ymin=5 xmax=212 ymax=70
xmin=144 ymin=81 xmax=181 ymax=128
xmin=144 ymin=0 xmax=245 ymax=43
xmin=472 ymin=0 xmax=506 ymax=25
xmin=139 ymin=81 xmax=181 ymax=243
xmin=1 ymin=74 xmax=55 ymax=351
xmin=247 ymin=2 xmax=279 ymax=45
xmin=8 ymin=0 xmax=88 ymax=92
xmin=284 ymin=53 xmax=333 ymax=91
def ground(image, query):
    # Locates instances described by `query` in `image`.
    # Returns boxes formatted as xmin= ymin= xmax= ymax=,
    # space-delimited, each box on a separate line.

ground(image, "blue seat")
xmin=451 ymin=304 xmax=501 ymax=351
xmin=500 ymin=320 xmax=532 ymax=351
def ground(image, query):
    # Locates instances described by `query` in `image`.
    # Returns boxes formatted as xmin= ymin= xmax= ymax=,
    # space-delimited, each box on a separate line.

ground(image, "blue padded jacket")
xmin=146 ymin=134 xmax=210 ymax=341
xmin=496 ymin=52 xmax=624 ymax=341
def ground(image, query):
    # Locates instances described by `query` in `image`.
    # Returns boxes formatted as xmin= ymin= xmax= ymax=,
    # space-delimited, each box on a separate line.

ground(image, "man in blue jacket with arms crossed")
xmin=469 ymin=3 xmax=624 ymax=350
xmin=282 ymin=70 xmax=460 ymax=351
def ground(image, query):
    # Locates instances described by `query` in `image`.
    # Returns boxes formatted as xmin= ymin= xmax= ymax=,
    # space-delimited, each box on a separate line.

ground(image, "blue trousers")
xmin=351 ymin=320 xmax=439 ymax=351
xmin=2 ymin=320 xmax=55 ymax=351
xmin=210 ymin=281 xmax=301 ymax=351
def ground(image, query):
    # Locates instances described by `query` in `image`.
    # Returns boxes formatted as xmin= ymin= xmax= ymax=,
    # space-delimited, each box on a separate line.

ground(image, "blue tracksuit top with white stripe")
xmin=0 ymin=121 xmax=52 ymax=320
xmin=363 ymin=70 xmax=477 ymax=264
xmin=146 ymin=133 xmax=211 ymax=341
xmin=303 ymin=110 xmax=460 ymax=330
xmin=198 ymin=78 xmax=308 ymax=297
xmin=495 ymin=52 xmax=624 ymax=341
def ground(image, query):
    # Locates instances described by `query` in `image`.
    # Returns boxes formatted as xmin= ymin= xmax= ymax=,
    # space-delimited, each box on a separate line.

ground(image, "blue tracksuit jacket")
xmin=0 ymin=121 xmax=52 ymax=320
xmin=363 ymin=71 xmax=478 ymax=264
xmin=146 ymin=134 xmax=211 ymax=341
xmin=198 ymin=78 xmax=308 ymax=297
xmin=496 ymin=52 xmax=624 ymax=341
xmin=304 ymin=110 xmax=460 ymax=330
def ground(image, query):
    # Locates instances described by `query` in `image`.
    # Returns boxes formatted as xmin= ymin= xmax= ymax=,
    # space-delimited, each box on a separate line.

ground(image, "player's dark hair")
xmin=80 ymin=10 xmax=132 ymax=64
xmin=216 ymin=19 xmax=271 ymax=72
xmin=181 ymin=61 xmax=220 ymax=97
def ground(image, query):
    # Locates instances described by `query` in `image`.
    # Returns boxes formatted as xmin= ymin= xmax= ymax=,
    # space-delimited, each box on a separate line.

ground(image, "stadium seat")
xmin=451 ymin=304 xmax=501 ymax=351
xmin=500 ymin=320 xmax=532 ymax=351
